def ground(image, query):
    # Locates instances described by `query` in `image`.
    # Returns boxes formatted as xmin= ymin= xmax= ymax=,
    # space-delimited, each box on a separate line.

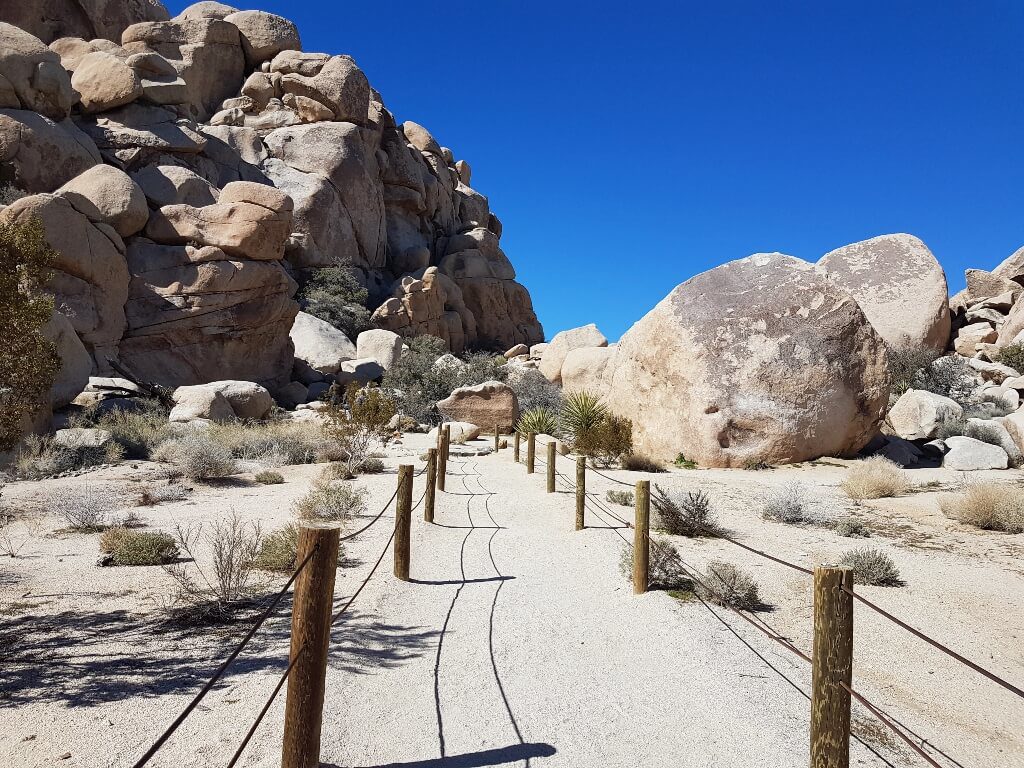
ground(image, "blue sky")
xmin=168 ymin=1 xmax=1024 ymax=341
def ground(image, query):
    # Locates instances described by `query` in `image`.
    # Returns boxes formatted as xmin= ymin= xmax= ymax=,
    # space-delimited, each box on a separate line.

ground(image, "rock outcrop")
xmin=436 ymin=381 xmax=519 ymax=432
xmin=538 ymin=324 xmax=608 ymax=384
xmin=604 ymin=253 xmax=891 ymax=467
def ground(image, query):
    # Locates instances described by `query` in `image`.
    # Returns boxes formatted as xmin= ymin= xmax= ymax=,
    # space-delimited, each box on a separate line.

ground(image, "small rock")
xmin=942 ymin=436 xmax=1009 ymax=471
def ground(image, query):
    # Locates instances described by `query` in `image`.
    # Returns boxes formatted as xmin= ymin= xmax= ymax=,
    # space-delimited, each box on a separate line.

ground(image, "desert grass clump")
xmin=938 ymin=482 xmax=1024 ymax=533
xmin=652 ymin=486 xmax=722 ymax=537
xmin=88 ymin=399 xmax=173 ymax=459
xmin=47 ymin=484 xmax=119 ymax=531
xmin=294 ymin=481 xmax=368 ymax=522
xmin=516 ymin=407 xmax=559 ymax=438
xmin=606 ymin=489 xmax=634 ymax=506
xmin=620 ymin=454 xmax=666 ymax=473
xmin=838 ymin=547 xmax=903 ymax=586
xmin=255 ymin=470 xmax=285 ymax=485
xmin=617 ymin=537 xmax=688 ymax=589
xmin=134 ymin=482 xmax=190 ymax=506
xmin=842 ymin=456 xmax=911 ymax=500
xmin=15 ymin=434 xmax=124 ymax=479
xmin=696 ymin=560 xmax=761 ymax=609
xmin=833 ymin=517 xmax=871 ymax=538
xmin=99 ymin=528 xmax=179 ymax=566
xmin=151 ymin=432 xmax=237 ymax=480
xmin=207 ymin=420 xmax=330 ymax=466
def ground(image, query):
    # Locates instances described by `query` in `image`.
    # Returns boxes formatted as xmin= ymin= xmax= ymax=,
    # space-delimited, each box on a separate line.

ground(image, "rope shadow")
xmin=325 ymin=742 xmax=557 ymax=768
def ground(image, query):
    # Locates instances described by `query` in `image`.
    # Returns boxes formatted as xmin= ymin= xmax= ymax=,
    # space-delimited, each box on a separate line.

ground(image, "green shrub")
xmin=255 ymin=470 xmax=284 ymax=485
xmin=322 ymin=384 xmax=396 ymax=476
xmin=0 ymin=215 xmax=60 ymax=452
xmin=914 ymin=355 xmax=979 ymax=407
xmin=516 ymin=407 xmax=559 ymax=437
xmin=673 ymin=454 xmax=698 ymax=469
xmin=207 ymin=420 xmax=330 ymax=465
xmin=298 ymin=265 xmax=372 ymax=340
xmin=997 ymin=342 xmax=1024 ymax=373
xmin=887 ymin=344 xmax=939 ymax=397
xmin=294 ymin=481 xmax=368 ymax=522
xmin=578 ymin=415 xmax=633 ymax=467
xmin=151 ymin=433 xmax=237 ymax=480
xmin=606 ymin=489 xmax=634 ymax=506
xmin=252 ymin=524 xmax=300 ymax=572
xmin=620 ymin=454 xmax=666 ymax=472
xmin=15 ymin=434 xmax=124 ymax=479
xmin=842 ymin=457 xmax=910 ymax=500
xmin=561 ymin=390 xmax=606 ymax=445
xmin=618 ymin=537 xmax=688 ymax=589
xmin=99 ymin=528 xmax=179 ymax=566
xmin=696 ymin=560 xmax=761 ymax=609
xmin=652 ymin=486 xmax=721 ymax=537
xmin=69 ymin=398 xmax=173 ymax=459
xmin=838 ymin=547 xmax=902 ymax=586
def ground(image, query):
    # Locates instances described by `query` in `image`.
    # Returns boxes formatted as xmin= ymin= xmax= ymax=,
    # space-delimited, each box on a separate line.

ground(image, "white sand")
xmin=1 ymin=435 xmax=1022 ymax=767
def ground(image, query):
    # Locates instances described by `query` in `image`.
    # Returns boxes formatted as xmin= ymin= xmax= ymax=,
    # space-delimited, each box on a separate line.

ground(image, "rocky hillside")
xmin=0 ymin=1 xmax=544 ymax=399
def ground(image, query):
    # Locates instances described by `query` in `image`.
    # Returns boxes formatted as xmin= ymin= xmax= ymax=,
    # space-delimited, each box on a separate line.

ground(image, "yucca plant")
xmin=561 ymin=390 xmax=607 ymax=446
xmin=516 ymin=407 xmax=560 ymax=437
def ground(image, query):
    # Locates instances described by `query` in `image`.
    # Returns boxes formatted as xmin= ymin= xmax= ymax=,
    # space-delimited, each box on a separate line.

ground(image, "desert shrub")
xmin=357 ymin=457 xmax=385 ymax=474
xmin=99 ymin=528 xmax=179 ymax=566
xmin=696 ymin=560 xmax=761 ymax=609
xmin=71 ymin=398 xmax=173 ymax=459
xmin=744 ymin=460 xmax=773 ymax=471
xmin=46 ymin=484 xmax=119 ymax=531
xmin=561 ymin=390 xmax=606 ymax=445
xmin=151 ymin=433 xmax=237 ymax=480
xmin=621 ymin=454 xmax=666 ymax=472
xmin=15 ymin=434 xmax=124 ymax=479
xmin=0 ymin=215 xmax=60 ymax=452
xmin=842 ymin=457 xmax=910 ymax=500
xmin=294 ymin=481 xmax=368 ymax=522
xmin=673 ymin=454 xmax=698 ymax=469
xmin=0 ymin=485 xmax=41 ymax=557
xmin=935 ymin=417 xmax=968 ymax=440
xmin=0 ymin=183 xmax=26 ymax=205
xmin=255 ymin=470 xmax=284 ymax=485
xmin=317 ymin=462 xmax=353 ymax=483
xmin=618 ymin=537 xmax=688 ymax=589
xmin=516 ymin=407 xmax=559 ymax=437
xmin=838 ymin=547 xmax=902 ymax=586
xmin=298 ymin=264 xmax=372 ymax=340
xmin=252 ymin=524 xmax=300 ymax=572
xmin=206 ymin=420 xmax=329 ymax=465
xmin=997 ymin=342 xmax=1024 ymax=373
xmin=134 ymin=482 xmax=190 ymax=506
xmin=833 ymin=517 xmax=871 ymax=538
xmin=163 ymin=514 xmax=262 ymax=622
xmin=914 ymin=355 xmax=979 ymax=407
xmin=505 ymin=366 xmax=562 ymax=412
xmin=651 ymin=486 xmax=721 ymax=537
xmin=939 ymin=482 xmax=1024 ymax=533
xmin=887 ymin=344 xmax=940 ymax=397
xmin=606 ymin=489 xmax=634 ymax=506
xmin=578 ymin=415 xmax=633 ymax=467
xmin=762 ymin=482 xmax=817 ymax=524
xmin=322 ymin=383 xmax=396 ymax=476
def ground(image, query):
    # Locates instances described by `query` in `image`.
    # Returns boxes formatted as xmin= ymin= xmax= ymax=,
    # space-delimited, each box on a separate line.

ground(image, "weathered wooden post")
xmin=281 ymin=525 xmax=340 ymax=768
xmin=494 ymin=423 xmax=500 ymax=452
xmin=546 ymin=441 xmax=556 ymax=492
xmin=633 ymin=480 xmax=650 ymax=594
xmin=394 ymin=465 xmax=413 ymax=581
xmin=425 ymin=448 xmax=437 ymax=523
xmin=810 ymin=566 xmax=854 ymax=768
xmin=437 ymin=425 xmax=449 ymax=492
xmin=514 ymin=431 xmax=521 ymax=462
xmin=575 ymin=455 xmax=586 ymax=530
xmin=526 ymin=432 xmax=536 ymax=474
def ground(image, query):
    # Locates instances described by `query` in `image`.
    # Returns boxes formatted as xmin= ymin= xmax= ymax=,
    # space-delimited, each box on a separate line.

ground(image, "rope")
xmin=842 ymin=683 xmax=944 ymax=768
xmin=332 ymin=527 xmax=396 ymax=625
xmin=129 ymin=545 xmax=319 ymax=768
xmin=842 ymin=586 xmax=1024 ymax=701
xmin=717 ymin=534 xmax=813 ymax=576
xmin=339 ymin=485 xmax=399 ymax=542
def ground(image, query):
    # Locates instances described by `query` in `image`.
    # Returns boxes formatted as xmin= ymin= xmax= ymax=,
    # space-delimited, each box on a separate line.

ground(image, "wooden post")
xmin=394 ymin=465 xmax=413 ymax=581
xmin=494 ymin=423 xmax=500 ymax=452
xmin=810 ymin=566 xmax=854 ymax=768
xmin=514 ymin=431 xmax=521 ymax=462
xmin=424 ymin=448 xmax=437 ymax=523
xmin=546 ymin=441 xmax=556 ymax=493
xmin=526 ymin=432 xmax=536 ymax=474
xmin=633 ymin=480 xmax=650 ymax=595
xmin=575 ymin=455 xmax=586 ymax=530
xmin=281 ymin=525 xmax=340 ymax=768
xmin=437 ymin=425 xmax=449 ymax=492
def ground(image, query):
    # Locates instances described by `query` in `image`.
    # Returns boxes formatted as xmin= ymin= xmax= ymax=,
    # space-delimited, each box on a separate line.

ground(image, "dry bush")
xmin=322 ymin=384 xmax=396 ymax=476
xmin=0 ymin=484 xmax=41 ymax=557
xmin=255 ymin=470 xmax=284 ymax=485
xmin=838 ymin=547 xmax=903 ymax=586
xmin=695 ymin=560 xmax=761 ymax=609
xmin=606 ymin=489 xmax=634 ymax=506
xmin=163 ymin=514 xmax=262 ymax=622
xmin=87 ymin=399 xmax=172 ymax=459
xmin=206 ymin=420 xmax=330 ymax=466
xmin=151 ymin=432 xmax=237 ymax=480
xmin=579 ymin=415 xmax=633 ymax=467
xmin=833 ymin=517 xmax=871 ymax=538
xmin=99 ymin=528 xmax=179 ymax=566
xmin=317 ymin=462 xmax=354 ymax=483
xmin=652 ymin=486 xmax=722 ymax=537
xmin=618 ymin=537 xmax=688 ymax=589
xmin=842 ymin=457 xmax=911 ymax=500
xmin=357 ymin=457 xmax=385 ymax=474
xmin=505 ymin=366 xmax=562 ymax=412
xmin=15 ymin=434 xmax=124 ymax=479
xmin=939 ymin=483 xmax=1024 ymax=533
xmin=761 ymin=482 xmax=823 ymax=524
xmin=134 ymin=482 xmax=190 ymax=506
xmin=620 ymin=454 xmax=666 ymax=472
xmin=252 ymin=524 xmax=300 ymax=572
xmin=46 ymin=484 xmax=119 ymax=531
xmin=294 ymin=481 xmax=368 ymax=522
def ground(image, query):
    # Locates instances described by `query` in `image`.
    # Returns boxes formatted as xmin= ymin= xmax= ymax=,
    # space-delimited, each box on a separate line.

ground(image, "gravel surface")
xmin=1 ymin=434 xmax=1021 ymax=767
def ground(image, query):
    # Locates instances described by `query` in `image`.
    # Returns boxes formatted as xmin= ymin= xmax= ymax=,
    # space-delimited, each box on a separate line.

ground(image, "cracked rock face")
xmin=604 ymin=253 xmax=891 ymax=467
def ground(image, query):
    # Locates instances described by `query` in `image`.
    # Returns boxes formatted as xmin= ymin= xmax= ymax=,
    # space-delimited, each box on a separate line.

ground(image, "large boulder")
xmin=604 ymin=253 xmax=891 ymax=467
xmin=0 ymin=109 xmax=101 ymax=193
xmin=817 ymin=234 xmax=950 ymax=352
xmin=942 ymin=436 xmax=1008 ymax=471
xmin=356 ymin=329 xmax=403 ymax=371
xmin=335 ymin=357 xmax=385 ymax=386
xmin=55 ymin=165 xmax=148 ymax=237
xmin=44 ymin=311 xmax=92 ymax=408
xmin=130 ymin=163 xmax=218 ymax=207
xmin=560 ymin=345 xmax=616 ymax=394
xmin=70 ymin=51 xmax=142 ymax=113
xmin=289 ymin=311 xmax=356 ymax=382
xmin=887 ymin=389 xmax=964 ymax=441
xmin=170 ymin=380 xmax=273 ymax=422
xmin=538 ymin=324 xmax=608 ymax=384
xmin=277 ymin=55 xmax=369 ymax=123
xmin=0 ymin=23 xmax=77 ymax=120
xmin=222 ymin=11 xmax=300 ymax=66
xmin=436 ymin=381 xmax=519 ymax=432
xmin=0 ymin=0 xmax=170 ymax=45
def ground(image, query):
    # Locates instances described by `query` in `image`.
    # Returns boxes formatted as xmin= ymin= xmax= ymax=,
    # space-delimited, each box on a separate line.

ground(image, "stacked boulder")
xmin=0 ymin=2 xmax=544 ymax=429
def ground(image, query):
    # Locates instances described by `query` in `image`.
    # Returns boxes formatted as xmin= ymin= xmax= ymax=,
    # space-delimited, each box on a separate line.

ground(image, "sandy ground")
xmin=0 ymin=434 xmax=1022 ymax=767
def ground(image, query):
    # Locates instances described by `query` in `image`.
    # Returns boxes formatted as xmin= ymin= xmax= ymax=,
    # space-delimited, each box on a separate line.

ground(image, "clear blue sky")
xmin=168 ymin=1 xmax=1024 ymax=341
